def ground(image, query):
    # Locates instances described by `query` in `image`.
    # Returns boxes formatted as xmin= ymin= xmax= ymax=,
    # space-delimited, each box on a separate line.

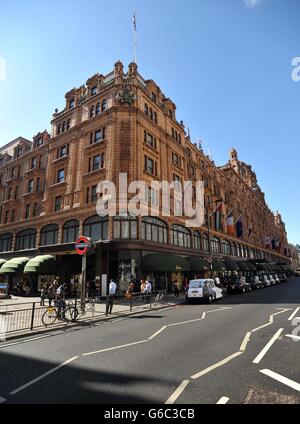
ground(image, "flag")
xmin=236 ymin=216 xmax=243 ymax=238
xmin=133 ymin=13 xmax=137 ymax=31
xmin=226 ymin=210 xmax=234 ymax=235
xmin=214 ymin=202 xmax=222 ymax=231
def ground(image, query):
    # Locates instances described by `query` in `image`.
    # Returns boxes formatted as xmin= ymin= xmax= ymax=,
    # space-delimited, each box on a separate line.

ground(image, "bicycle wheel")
xmin=42 ymin=307 xmax=57 ymax=326
xmin=65 ymin=306 xmax=79 ymax=322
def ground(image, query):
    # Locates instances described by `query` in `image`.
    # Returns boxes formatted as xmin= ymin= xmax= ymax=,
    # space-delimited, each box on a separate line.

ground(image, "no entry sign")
xmin=75 ymin=236 xmax=92 ymax=256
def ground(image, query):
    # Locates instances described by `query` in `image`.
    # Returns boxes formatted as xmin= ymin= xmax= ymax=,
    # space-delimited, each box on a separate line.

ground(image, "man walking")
xmin=106 ymin=279 xmax=117 ymax=316
xmin=144 ymin=279 xmax=152 ymax=304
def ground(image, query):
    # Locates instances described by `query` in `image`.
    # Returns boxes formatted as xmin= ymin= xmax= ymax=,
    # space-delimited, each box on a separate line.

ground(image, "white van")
xmin=187 ymin=279 xmax=223 ymax=304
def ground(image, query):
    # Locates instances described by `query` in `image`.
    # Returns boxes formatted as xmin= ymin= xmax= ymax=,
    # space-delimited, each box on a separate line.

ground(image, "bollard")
xmin=30 ymin=302 xmax=36 ymax=331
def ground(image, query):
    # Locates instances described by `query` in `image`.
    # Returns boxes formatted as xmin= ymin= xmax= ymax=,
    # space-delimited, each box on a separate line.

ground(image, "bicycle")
xmin=75 ymin=297 xmax=100 ymax=319
xmin=151 ymin=291 xmax=166 ymax=307
xmin=41 ymin=300 xmax=78 ymax=326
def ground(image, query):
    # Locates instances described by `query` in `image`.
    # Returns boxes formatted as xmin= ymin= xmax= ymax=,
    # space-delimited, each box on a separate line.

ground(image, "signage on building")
xmin=207 ymin=257 xmax=213 ymax=264
xmin=75 ymin=236 xmax=92 ymax=256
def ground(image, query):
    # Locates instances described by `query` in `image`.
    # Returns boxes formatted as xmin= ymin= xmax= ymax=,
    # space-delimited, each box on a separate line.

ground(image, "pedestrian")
xmin=140 ymin=279 xmax=146 ymax=300
xmin=125 ymin=281 xmax=135 ymax=309
xmin=40 ymin=286 xmax=47 ymax=306
xmin=47 ymin=283 xmax=55 ymax=306
xmin=173 ymin=280 xmax=179 ymax=298
xmin=56 ymin=283 xmax=65 ymax=300
xmin=144 ymin=279 xmax=152 ymax=304
xmin=106 ymin=279 xmax=117 ymax=316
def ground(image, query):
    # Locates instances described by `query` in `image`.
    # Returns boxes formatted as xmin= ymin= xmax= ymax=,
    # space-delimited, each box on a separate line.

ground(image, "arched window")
xmin=232 ymin=242 xmax=237 ymax=257
xmin=202 ymin=233 xmax=209 ymax=251
xmin=141 ymin=217 xmax=168 ymax=244
xmin=210 ymin=236 xmax=220 ymax=254
xmin=16 ymin=228 xmax=36 ymax=250
xmin=222 ymin=240 xmax=231 ymax=256
xmin=245 ymin=247 xmax=250 ymax=258
xmin=240 ymin=245 xmax=245 ymax=258
xmin=144 ymin=103 xmax=148 ymax=116
xmin=83 ymin=216 xmax=108 ymax=241
xmin=171 ymin=225 xmax=191 ymax=248
xmin=149 ymin=108 xmax=153 ymax=120
xmin=63 ymin=220 xmax=79 ymax=243
xmin=57 ymin=124 xmax=61 ymax=135
xmin=193 ymin=231 xmax=201 ymax=250
xmin=0 ymin=233 xmax=13 ymax=252
xmin=113 ymin=215 xmax=137 ymax=240
xmin=101 ymin=99 xmax=107 ymax=112
xmin=95 ymin=103 xmax=101 ymax=115
xmin=90 ymin=106 xmax=95 ymax=118
xmin=66 ymin=119 xmax=71 ymax=130
xmin=62 ymin=121 xmax=66 ymax=132
xmin=40 ymin=224 xmax=58 ymax=246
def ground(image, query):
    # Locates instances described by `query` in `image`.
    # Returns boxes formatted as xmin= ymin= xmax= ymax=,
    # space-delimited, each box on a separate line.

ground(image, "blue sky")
xmin=0 ymin=0 xmax=299 ymax=244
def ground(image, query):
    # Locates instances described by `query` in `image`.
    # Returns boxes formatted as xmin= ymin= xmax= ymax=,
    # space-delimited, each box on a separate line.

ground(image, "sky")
xmin=0 ymin=0 xmax=299 ymax=244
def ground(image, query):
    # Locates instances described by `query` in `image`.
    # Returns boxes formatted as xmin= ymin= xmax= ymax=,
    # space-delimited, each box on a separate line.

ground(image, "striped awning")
xmin=0 ymin=257 xmax=30 ymax=274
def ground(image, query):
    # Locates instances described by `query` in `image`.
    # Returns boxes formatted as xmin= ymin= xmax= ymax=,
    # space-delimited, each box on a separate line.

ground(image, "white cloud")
xmin=244 ymin=0 xmax=262 ymax=8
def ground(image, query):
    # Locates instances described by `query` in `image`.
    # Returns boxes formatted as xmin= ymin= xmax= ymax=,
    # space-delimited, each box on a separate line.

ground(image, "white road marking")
xmin=260 ymin=369 xmax=300 ymax=392
xmin=82 ymin=340 xmax=148 ymax=357
xmin=201 ymin=312 xmax=206 ymax=319
xmin=239 ymin=332 xmax=251 ymax=352
xmin=206 ymin=307 xmax=233 ymax=314
xmin=165 ymin=380 xmax=190 ymax=404
xmin=251 ymin=309 xmax=289 ymax=333
xmin=253 ymin=328 xmax=284 ymax=364
xmin=288 ymin=307 xmax=300 ymax=321
xmin=216 ymin=396 xmax=230 ymax=404
xmin=10 ymin=356 xmax=79 ymax=395
xmin=0 ymin=334 xmax=52 ymax=349
xmin=285 ymin=334 xmax=300 ymax=341
xmin=169 ymin=317 xmax=205 ymax=327
xmin=191 ymin=351 xmax=243 ymax=380
xmin=0 ymin=396 xmax=6 ymax=403
xmin=148 ymin=326 xmax=167 ymax=340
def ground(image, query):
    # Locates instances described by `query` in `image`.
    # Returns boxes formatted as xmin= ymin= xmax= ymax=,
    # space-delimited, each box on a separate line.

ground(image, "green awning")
xmin=24 ymin=255 xmax=56 ymax=274
xmin=187 ymin=256 xmax=210 ymax=272
xmin=0 ymin=259 xmax=7 ymax=268
xmin=238 ymin=261 xmax=251 ymax=271
xmin=246 ymin=262 xmax=257 ymax=272
xmin=223 ymin=259 xmax=240 ymax=271
xmin=255 ymin=263 xmax=269 ymax=272
xmin=0 ymin=257 xmax=30 ymax=274
xmin=211 ymin=259 xmax=226 ymax=272
xmin=142 ymin=253 xmax=191 ymax=272
xmin=269 ymin=263 xmax=281 ymax=272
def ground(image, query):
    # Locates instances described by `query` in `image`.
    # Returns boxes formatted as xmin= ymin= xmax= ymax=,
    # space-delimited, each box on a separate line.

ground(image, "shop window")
xmin=141 ymin=217 xmax=168 ymax=244
xmin=171 ymin=224 xmax=191 ymax=248
xmin=193 ymin=231 xmax=201 ymax=250
xmin=83 ymin=215 xmax=108 ymax=241
xmin=0 ymin=233 xmax=13 ymax=252
xmin=210 ymin=237 xmax=221 ymax=254
xmin=113 ymin=215 xmax=138 ymax=240
xmin=63 ymin=220 xmax=79 ymax=243
xmin=15 ymin=228 xmax=36 ymax=250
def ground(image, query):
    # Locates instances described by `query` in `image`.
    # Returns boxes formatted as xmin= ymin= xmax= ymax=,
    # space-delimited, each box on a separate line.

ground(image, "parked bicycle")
xmin=41 ymin=300 xmax=78 ymax=326
xmin=75 ymin=297 xmax=100 ymax=319
xmin=151 ymin=291 xmax=166 ymax=307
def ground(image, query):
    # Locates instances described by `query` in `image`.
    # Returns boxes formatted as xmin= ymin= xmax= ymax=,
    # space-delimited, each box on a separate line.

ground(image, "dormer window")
xmin=91 ymin=86 xmax=97 ymax=96
xmin=69 ymin=99 xmax=75 ymax=109
xmin=15 ymin=147 xmax=22 ymax=158
xmin=34 ymin=137 xmax=43 ymax=148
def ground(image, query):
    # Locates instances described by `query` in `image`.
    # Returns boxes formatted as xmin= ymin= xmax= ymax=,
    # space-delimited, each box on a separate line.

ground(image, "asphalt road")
xmin=0 ymin=278 xmax=299 ymax=404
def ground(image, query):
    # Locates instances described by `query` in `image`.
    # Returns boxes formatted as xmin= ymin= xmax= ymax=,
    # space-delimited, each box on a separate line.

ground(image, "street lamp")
xmin=205 ymin=198 xmax=223 ymax=277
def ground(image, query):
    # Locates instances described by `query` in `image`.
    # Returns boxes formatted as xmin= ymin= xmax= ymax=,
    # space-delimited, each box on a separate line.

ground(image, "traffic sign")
xmin=207 ymin=256 xmax=213 ymax=264
xmin=75 ymin=236 xmax=92 ymax=256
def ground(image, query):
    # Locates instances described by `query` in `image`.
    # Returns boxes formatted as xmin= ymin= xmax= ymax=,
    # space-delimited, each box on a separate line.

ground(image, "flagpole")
xmin=133 ymin=13 xmax=137 ymax=64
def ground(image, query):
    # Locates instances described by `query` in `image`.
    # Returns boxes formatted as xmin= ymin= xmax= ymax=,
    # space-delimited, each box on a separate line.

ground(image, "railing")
xmin=0 ymin=291 xmax=167 ymax=337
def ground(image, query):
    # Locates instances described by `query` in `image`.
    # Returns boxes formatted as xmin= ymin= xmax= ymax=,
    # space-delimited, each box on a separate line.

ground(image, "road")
xmin=0 ymin=278 xmax=299 ymax=404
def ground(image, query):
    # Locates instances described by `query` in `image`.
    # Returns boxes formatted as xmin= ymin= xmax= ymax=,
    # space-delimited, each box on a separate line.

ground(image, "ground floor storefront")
xmin=0 ymin=240 xmax=293 ymax=297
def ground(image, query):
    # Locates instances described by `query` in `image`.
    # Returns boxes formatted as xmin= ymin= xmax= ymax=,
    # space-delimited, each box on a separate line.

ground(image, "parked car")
xmin=261 ymin=275 xmax=271 ymax=287
xmin=187 ymin=279 xmax=223 ymax=304
xmin=268 ymin=275 xmax=276 ymax=285
xmin=272 ymin=274 xmax=281 ymax=284
xmin=227 ymin=276 xmax=252 ymax=294
xmin=279 ymin=273 xmax=287 ymax=282
xmin=246 ymin=275 xmax=264 ymax=290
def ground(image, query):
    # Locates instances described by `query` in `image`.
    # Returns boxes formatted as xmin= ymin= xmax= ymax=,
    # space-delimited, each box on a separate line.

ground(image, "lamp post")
xmin=205 ymin=198 xmax=223 ymax=277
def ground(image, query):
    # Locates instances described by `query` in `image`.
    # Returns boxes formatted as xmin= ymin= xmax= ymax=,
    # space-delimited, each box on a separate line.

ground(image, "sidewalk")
xmin=0 ymin=293 xmax=184 ymax=341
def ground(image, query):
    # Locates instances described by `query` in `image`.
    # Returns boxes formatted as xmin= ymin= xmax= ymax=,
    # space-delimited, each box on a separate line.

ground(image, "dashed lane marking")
xmin=10 ymin=356 xmax=79 ymax=395
xmin=288 ymin=307 xmax=300 ymax=321
xmin=148 ymin=326 xmax=167 ymax=340
xmin=82 ymin=340 xmax=148 ymax=357
xmin=165 ymin=380 xmax=190 ymax=404
xmin=191 ymin=351 xmax=243 ymax=380
xmin=253 ymin=328 xmax=284 ymax=364
xmin=216 ymin=396 xmax=230 ymax=404
xmin=260 ymin=369 xmax=300 ymax=392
